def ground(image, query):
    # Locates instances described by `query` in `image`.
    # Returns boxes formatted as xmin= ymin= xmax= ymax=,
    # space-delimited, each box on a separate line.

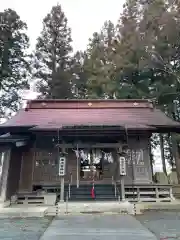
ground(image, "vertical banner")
xmin=58 ymin=156 xmax=66 ymax=176
xmin=119 ymin=156 xmax=126 ymax=176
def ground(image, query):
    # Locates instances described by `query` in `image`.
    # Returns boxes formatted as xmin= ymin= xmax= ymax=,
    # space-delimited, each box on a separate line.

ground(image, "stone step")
xmin=69 ymin=184 xmax=116 ymax=201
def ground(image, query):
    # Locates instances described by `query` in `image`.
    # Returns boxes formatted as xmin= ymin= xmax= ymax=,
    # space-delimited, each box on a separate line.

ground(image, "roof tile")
xmin=1 ymin=99 xmax=179 ymax=130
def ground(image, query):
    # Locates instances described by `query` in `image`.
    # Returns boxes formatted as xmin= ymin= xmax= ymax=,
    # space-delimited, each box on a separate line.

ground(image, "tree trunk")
xmin=148 ymin=138 xmax=154 ymax=181
xmin=159 ymin=133 xmax=168 ymax=177
xmin=167 ymin=133 xmax=175 ymax=169
xmin=171 ymin=134 xmax=180 ymax=184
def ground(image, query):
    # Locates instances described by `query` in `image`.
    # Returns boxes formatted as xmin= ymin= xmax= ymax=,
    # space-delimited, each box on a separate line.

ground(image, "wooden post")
xmin=0 ymin=148 xmax=11 ymax=203
xmin=169 ymin=187 xmax=174 ymax=200
xmin=118 ymin=151 xmax=126 ymax=202
xmin=131 ymin=150 xmax=135 ymax=183
xmin=120 ymin=176 xmax=125 ymax=201
xmin=137 ymin=187 xmax=140 ymax=202
xmin=76 ymin=144 xmax=79 ymax=188
xmin=155 ymin=186 xmax=159 ymax=199
xmin=60 ymin=177 xmax=64 ymax=202
xmin=65 ymin=192 xmax=68 ymax=214
xmin=60 ymin=142 xmax=66 ymax=202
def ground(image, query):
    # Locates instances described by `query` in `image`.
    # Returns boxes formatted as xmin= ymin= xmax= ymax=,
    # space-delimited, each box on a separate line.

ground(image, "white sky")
xmin=1 ymin=0 xmax=125 ymax=98
xmin=1 ymin=0 xmax=124 ymax=52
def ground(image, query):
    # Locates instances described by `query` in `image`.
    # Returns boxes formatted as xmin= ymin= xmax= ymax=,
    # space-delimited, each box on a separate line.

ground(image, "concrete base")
xmin=11 ymin=195 xmax=18 ymax=204
xmin=46 ymin=201 xmax=136 ymax=216
xmin=0 ymin=206 xmax=48 ymax=218
xmin=137 ymin=199 xmax=180 ymax=211
xmin=0 ymin=200 xmax=10 ymax=208
xmin=43 ymin=193 xmax=56 ymax=205
xmin=47 ymin=200 xmax=180 ymax=216
xmin=1 ymin=200 xmax=180 ymax=218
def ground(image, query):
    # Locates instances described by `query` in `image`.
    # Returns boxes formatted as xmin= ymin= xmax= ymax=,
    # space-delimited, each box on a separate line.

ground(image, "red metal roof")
xmin=1 ymin=99 xmax=180 ymax=130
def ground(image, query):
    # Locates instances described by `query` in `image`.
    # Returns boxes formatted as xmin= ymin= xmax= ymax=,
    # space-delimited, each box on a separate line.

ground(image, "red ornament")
xmin=91 ymin=186 xmax=95 ymax=199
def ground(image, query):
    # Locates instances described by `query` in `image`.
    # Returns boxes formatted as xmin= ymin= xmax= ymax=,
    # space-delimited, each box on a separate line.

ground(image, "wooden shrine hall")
xmin=0 ymin=99 xmax=180 ymax=206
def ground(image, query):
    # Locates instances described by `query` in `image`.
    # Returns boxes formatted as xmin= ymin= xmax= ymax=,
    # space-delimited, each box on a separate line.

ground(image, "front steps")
xmin=40 ymin=184 xmax=117 ymax=202
xmin=68 ymin=184 xmax=117 ymax=201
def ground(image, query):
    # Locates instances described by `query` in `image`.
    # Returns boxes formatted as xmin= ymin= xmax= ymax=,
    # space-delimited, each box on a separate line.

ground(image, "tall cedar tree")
xmin=114 ymin=0 xmax=145 ymax=99
xmin=0 ymin=9 xmax=30 ymax=118
xmin=34 ymin=4 xmax=73 ymax=99
xmin=70 ymin=51 xmax=88 ymax=99
xmin=84 ymin=21 xmax=117 ymax=99
xmin=84 ymin=0 xmax=180 ymax=177
xmin=139 ymin=0 xmax=180 ymax=181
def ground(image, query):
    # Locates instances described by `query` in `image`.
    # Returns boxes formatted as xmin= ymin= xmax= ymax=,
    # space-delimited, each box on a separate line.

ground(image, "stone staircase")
xmin=68 ymin=184 xmax=117 ymax=201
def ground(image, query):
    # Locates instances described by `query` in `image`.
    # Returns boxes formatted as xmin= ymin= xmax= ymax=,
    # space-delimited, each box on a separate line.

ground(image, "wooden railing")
xmin=116 ymin=184 xmax=174 ymax=202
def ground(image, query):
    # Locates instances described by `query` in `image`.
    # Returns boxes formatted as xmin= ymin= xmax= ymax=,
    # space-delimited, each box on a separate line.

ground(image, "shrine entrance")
xmin=78 ymin=148 xmax=114 ymax=183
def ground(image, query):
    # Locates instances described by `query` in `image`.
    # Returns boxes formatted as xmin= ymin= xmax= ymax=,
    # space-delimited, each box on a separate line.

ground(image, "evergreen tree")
xmin=114 ymin=0 xmax=144 ymax=99
xmin=71 ymin=51 xmax=88 ymax=99
xmin=139 ymin=0 xmax=180 ymax=103
xmin=139 ymin=0 xmax=180 ymax=181
xmin=0 ymin=9 xmax=30 ymax=119
xmin=81 ymin=0 xmax=180 ymax=179
xmin=83 ymin=21 xmax=117 ymax=99
xmin=34 ymin=4 xmax=73 ymax=99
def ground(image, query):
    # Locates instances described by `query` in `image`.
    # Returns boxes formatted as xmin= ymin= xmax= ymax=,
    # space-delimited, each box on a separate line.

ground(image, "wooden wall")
xmin=123 ymin=136 xmax=152 ymax=184
xmin=6 ymin=147 xmax=22 ymax=199
xmin=19 ymin=146 xmax=34 ymax=192
xmin=17 ymin=134 xmax=152 ymax=190
xmin=32 ymin=149 xmax=80 ymax=185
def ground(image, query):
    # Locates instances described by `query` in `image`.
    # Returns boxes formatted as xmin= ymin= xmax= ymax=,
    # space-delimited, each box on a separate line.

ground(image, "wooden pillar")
xmin=19 ymin=147 xmax=34 ymax=192
xmin=0 ymin=148 xmax=11 ymax=203
xmin=76 ymin=143 xmax=79 ymax=188
xmin=131 ymin=149 xmax=135 ymax=183
xmin=120 ymin=176 xmax=125 ymax=201
xmin=60 ymin=142 xmax=66 ymax=202
xmin=111 ymin=149 xmax=117 ymax=181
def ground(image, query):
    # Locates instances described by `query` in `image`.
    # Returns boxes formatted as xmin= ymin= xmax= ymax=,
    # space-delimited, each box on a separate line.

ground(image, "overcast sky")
xmin=1 ymin=0 xmax=124 ymax=51
xmin=1 ymin=0 xmax=125 ymax=98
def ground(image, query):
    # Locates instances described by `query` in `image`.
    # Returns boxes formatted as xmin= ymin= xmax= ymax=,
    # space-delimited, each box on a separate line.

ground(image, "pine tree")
xmin=0 ymin=9 xmax=30 ymax=119
xmin=34 ymin=4 xmax=73 ymax=99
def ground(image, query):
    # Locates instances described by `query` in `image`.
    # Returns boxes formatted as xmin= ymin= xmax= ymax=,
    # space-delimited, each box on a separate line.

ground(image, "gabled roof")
xmin=0 ymin=99 xmax=180 ymax=131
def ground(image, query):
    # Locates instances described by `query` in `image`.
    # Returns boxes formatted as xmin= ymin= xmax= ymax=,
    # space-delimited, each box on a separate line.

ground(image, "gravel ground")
xmin=0 ymin=217 xmax=53 ymax=240
xmin=136 ymin=210 xmax=180 ymax=239
xmin=0 ymin=211 xmax=180 ymax=240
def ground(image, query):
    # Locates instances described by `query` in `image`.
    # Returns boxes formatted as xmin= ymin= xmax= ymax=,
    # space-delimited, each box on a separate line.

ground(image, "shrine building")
xmin=0 ymin=99 xmax=179 ymax=206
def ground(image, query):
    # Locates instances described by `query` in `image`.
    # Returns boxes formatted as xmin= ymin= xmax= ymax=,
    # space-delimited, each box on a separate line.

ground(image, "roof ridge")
xmin=27 ymin=99 xmax=152 ymax=103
